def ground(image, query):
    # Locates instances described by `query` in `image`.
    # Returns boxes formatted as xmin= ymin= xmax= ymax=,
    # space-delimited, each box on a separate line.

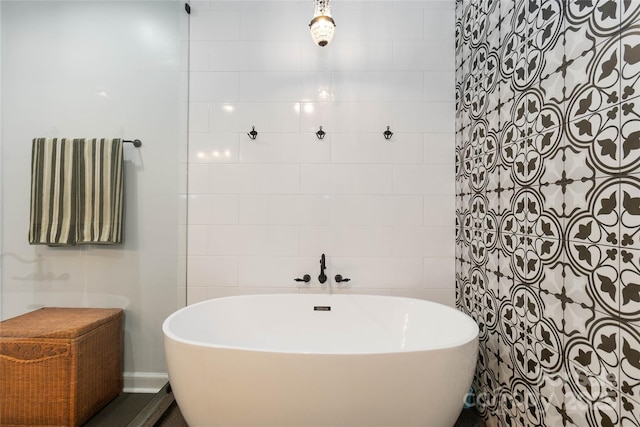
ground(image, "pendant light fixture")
xmin=309 ymin=0 xmax=336 ymax=47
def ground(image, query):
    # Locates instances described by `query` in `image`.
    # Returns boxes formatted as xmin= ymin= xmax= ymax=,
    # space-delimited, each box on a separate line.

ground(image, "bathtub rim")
xmin=162 ymin=293 xmax=479 ymax=355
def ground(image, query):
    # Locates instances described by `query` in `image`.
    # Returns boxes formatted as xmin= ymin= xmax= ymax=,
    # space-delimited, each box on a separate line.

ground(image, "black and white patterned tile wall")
xmin=455 ymin=0 xmax=640 ymax=426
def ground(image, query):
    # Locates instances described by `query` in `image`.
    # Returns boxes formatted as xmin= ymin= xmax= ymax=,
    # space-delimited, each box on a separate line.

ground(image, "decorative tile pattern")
xmin=456 ymin=0 xmax=640 ymax=425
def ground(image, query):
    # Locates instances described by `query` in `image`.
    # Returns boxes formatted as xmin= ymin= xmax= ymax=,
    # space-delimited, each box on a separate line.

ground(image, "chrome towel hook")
xmin=383 ymin=126 xmax=393 ymax=140
xmin=248 ymin=126 xmax=258 ymax=140
xmin=316 ymin=126 xmax=326 ymax=140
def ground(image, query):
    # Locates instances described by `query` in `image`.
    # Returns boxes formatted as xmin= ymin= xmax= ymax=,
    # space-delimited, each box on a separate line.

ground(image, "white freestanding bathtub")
xmin=163 ymin=294 xmax=479 ymax=427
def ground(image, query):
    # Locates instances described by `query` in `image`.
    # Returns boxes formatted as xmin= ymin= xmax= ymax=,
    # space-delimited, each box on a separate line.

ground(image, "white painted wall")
xmin=0 ymin=1 xmax=187 ymax=391
xmin=186 ymin=0 xmax=456 ymax=304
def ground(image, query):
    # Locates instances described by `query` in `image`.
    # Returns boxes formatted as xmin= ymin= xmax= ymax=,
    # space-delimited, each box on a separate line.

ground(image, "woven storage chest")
xmin=0 ymin=307 xmax=123 ymax=426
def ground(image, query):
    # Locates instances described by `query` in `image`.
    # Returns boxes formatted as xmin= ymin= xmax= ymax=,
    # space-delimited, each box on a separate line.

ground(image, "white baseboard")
xmin=123 ymin=372 xmax=168 ymax=393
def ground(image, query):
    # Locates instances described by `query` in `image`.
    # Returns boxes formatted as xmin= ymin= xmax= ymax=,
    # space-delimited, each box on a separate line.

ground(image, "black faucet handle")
xmin=294 ymin=274 xmax=311 ymax=283
xmin=335 ymin=274 xmax=350 ymax=283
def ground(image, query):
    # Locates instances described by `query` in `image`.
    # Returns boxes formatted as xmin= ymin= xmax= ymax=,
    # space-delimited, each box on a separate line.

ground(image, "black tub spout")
xmin=319 ymin=254 xmax=327 ymax=284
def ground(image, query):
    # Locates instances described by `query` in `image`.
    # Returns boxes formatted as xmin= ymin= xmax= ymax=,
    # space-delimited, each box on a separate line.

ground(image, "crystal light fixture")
xmin=309 ymin=0 xmax=335 ymax=47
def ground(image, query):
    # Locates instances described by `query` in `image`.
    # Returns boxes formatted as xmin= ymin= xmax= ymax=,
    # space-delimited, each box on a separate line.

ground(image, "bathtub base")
xmin=166 ymin=339 xmax=476 ymax=427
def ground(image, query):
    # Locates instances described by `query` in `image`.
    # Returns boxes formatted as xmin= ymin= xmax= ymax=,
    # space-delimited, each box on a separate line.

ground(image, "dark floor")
xmin=154 ymin=401 xmax=189 ymax=427
xmin=453 ymin=408 xmax=486 ymax=427
xmin=82 ymin=382 xmax=181 ymax=427
xmin=83 ymin=392 xmax=155 ymax=426
xmin=84 ymin=384 xmax=485 ymax=427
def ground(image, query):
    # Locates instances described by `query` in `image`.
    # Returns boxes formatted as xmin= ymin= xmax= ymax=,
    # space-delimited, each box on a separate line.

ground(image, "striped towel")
xmin=29 ymin=138 xmax=124 ymax=245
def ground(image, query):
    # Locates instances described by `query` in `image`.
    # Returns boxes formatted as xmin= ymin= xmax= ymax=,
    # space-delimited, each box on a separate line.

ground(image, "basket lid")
xmin=0 ymin=307 xmax=122 ymax=339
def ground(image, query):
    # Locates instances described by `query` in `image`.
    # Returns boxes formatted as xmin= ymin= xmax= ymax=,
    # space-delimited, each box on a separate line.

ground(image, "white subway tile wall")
xmin=187 ymin=0 xmax=455 ymax=305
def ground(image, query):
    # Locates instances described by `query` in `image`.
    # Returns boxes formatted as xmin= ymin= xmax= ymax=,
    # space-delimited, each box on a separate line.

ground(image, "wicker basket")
xmin=0 ymin=307 xmax=123 ymax=426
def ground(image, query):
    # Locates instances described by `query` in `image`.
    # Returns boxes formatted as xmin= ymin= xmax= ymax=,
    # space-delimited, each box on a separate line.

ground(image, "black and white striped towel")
xmin=29 ymin=138 xmax=124 ymax=245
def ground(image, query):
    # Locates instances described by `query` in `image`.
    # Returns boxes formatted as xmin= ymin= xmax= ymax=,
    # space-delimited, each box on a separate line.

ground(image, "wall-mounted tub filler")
xmin=163 ymin=293 xmax=479 ymax=427
xmin=318 ymin=253 xmax=327 ymax=284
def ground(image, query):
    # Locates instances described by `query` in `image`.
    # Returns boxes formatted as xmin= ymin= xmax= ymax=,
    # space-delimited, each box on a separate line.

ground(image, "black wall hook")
xmin=383 ymin=126 xmax=393 ymax=140
xmin=316 ymin=126 xmax=326 ymax=140
xmin=248 ymin=126 xmax=258 ymax=140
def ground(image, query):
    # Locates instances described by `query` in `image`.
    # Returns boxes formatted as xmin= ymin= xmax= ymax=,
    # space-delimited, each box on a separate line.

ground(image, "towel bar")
xmin=123 ymin=139 xmax=142 ymax=147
